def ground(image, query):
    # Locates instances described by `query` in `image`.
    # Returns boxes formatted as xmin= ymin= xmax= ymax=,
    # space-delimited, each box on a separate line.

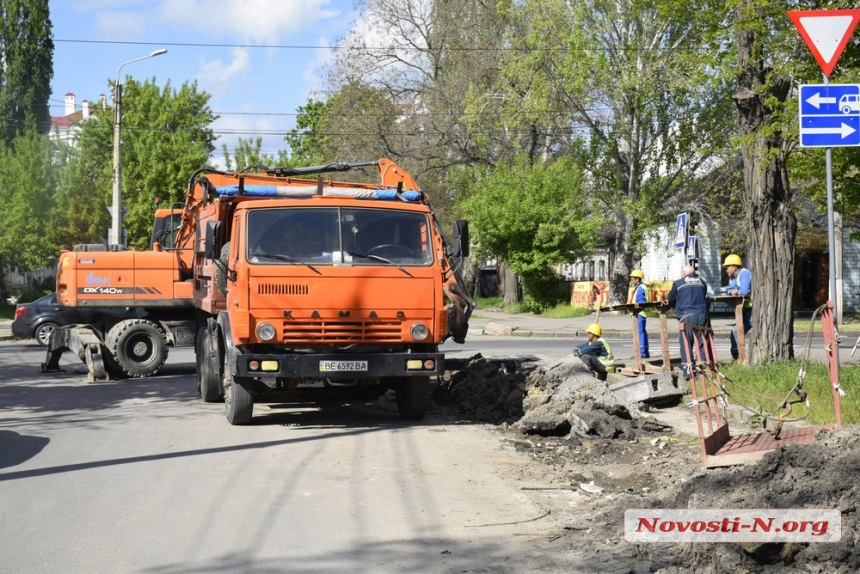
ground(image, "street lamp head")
xmin=150 ymin=49 xmax=168 ymax=57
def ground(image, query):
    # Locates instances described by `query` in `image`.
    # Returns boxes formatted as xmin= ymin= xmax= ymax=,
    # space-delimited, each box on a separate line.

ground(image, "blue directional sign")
xmin=674 ymin=213 xmax=687 ymax=249
xmin=799 ymin=84 xmax=860 ymax=147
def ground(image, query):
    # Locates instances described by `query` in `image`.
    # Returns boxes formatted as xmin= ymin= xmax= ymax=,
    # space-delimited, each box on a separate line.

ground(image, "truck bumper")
xmin=234 ymin=351 xmax=444 ymax=380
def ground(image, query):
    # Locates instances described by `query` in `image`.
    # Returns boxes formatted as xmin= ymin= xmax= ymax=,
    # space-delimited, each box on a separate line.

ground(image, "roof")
xmin=51 ymin=110 xmax=84 ymax=128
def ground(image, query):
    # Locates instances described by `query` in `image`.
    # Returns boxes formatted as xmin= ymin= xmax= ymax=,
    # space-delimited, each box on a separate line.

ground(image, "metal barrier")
xmin=681 ymin=303 xmax=842 ymax=467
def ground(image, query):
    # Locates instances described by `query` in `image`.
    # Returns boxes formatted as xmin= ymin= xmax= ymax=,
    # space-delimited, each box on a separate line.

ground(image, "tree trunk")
xmin=734 ymin=2 xmax=796 ymax=364
xmin=500 ymin=260 xmax=520 ymax=306
xmin=609 ymin=209 xmax=634 ymax=305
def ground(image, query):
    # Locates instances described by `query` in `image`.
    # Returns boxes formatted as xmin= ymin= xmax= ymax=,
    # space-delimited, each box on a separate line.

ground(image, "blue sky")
xmin=49 ymin=0 xmax=359 ymax=163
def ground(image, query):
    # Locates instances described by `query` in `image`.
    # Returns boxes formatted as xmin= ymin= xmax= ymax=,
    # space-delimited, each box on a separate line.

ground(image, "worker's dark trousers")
xmin=579 ymin=354 xmax=608 ymax=381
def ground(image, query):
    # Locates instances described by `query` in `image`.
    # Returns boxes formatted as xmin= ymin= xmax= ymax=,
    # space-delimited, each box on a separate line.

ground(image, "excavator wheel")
xmin=215 ymin=242 xmax=231 ymax=295
xmin=196 ymin=323 xmax=223 ymax=402
xmin=105 ymin=319 xmax=168 ymax=378
xmin=224 ymin=350 xmax=253 ymax=425
xmin=395 ymin=376 xmax=430 ymax=420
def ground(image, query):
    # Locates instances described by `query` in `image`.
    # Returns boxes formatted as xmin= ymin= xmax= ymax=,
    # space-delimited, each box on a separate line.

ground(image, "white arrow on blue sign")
xmin=799 ymin=84 xmax=860 ymax=147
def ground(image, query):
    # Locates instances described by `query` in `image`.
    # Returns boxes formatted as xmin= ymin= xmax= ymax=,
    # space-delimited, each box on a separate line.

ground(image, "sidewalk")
xmin=467 ymin=307 xmax=742 ymax=339
xmin=0 ymin=320 xmax=12 ymax=340
xmin=468 ymin=307 xmax=860 ymax=338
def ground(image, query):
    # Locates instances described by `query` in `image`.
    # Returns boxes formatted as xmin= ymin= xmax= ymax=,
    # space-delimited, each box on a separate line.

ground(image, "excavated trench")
xmin=431 ymin=354 xmax=860 ymax=573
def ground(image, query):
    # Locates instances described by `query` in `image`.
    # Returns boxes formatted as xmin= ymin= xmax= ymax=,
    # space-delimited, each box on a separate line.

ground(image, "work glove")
xmin=573 ymin=348 xmax=581 ymax=357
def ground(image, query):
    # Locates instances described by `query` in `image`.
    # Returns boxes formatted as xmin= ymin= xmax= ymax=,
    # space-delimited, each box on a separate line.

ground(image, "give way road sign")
xmin=798 ymin=84 xmax=860 ymax=148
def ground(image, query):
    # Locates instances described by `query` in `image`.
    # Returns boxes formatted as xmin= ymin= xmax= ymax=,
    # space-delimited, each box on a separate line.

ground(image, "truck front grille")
xmin=281 ymin=319 xmax=402 ymax=343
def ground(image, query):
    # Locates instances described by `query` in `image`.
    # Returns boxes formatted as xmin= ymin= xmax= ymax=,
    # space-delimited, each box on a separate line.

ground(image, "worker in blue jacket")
xmin=628 ymin=269 xmax=649 ymax=358
xmin=668 ymin=265 xmax=711 ymax=378
xmin=723 ymin=254 xmax=752 ymax=361
xmin=573 ymin=323 xmax=615 ymax=381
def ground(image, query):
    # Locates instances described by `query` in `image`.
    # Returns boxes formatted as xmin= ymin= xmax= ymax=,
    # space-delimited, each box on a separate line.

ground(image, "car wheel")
xmin=35 ymin=322 xmax=59 ymax=347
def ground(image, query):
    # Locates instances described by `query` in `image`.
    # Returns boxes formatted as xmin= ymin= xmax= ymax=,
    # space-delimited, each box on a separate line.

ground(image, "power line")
xmin=52 ymin=37 xmax=691 ymax=53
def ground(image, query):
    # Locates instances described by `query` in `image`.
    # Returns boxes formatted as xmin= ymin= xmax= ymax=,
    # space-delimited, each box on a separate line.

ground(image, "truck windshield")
xmin=246 ymin=207 xmax=433 ymax=266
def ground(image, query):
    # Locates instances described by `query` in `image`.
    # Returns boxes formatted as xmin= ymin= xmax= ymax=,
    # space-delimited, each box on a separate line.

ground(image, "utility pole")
xmin=111 ymin=49 xmax=167 ymax=247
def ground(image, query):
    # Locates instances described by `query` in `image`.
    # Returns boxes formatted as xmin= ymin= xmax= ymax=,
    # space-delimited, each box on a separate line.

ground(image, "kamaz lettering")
xmin=85 ymin=272 xmax=111 ymax=286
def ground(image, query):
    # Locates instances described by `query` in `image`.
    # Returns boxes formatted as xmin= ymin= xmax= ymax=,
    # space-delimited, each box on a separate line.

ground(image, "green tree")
xmin=221 ymin=136 xmax=289 ymax=171
xmin=285 ymin=98 xmax=328 ymax=165
xmin=489 ymin=0 xmax=732 ymax=304
xmin=0 ymin=0 xmax=53 ymax=142
xmin=62 ymin=77 xmax=217 ymax=249
xmin=460 ymin=156 xmax=606 ymax=309
xmin=0 ymin=124 xmax=62 ymax=270
xmin=725 ymin=0 xmax=839 ymax=363
xmin=317 ymin=80 xmax=402 ymax=165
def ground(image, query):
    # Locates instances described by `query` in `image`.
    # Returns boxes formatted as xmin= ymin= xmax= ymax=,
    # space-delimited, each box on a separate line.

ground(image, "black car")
xmin=12 ymin=293 xmax=104 ymax=346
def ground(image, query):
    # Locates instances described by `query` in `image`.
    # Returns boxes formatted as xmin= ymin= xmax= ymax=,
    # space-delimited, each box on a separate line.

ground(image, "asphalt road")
xmin=1 ymin=333 xmax=853 ymax=573
xmin=0 ymin=341 xmax=579 ymax=574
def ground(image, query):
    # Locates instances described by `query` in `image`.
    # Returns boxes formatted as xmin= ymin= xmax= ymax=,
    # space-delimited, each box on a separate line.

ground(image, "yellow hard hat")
xmin=586 ymin=323 xmax=602 ymax=337
xmin=629 ymin=269 xmax=644 ymax=279
xmin=722 ymin=254 xmax=742 ymax=267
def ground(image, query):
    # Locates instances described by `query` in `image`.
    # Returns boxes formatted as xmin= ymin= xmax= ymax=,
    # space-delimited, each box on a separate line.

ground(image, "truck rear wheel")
xmin=395 ymin=376 xmax=430 ymax=420
xmin=196 ymin=325 xmax=223 ymax=402
xmin=105 ymin=319 xmax=168 ymax=378
xmin=224 ymin=359 xmax=253 ymax=425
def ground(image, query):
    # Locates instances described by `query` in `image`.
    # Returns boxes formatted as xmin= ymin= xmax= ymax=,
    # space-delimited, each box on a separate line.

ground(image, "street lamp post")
xmin=111 ymin=49 xmax=167 ymax=247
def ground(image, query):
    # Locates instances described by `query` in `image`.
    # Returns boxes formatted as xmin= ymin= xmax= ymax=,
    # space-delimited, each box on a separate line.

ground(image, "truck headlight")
xmin=256 ymin=322 xmax=276 ymax=341
xmin=410 ymin=322 xmax=429 ymax=341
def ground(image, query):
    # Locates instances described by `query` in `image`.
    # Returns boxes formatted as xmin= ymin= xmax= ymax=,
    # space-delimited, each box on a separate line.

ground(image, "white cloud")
xmin=198 ymin=48 xmax=251 ymax=86
xmin=88 ymin=0 xmax=341 ymax=43
xmin=158 ymin=1 xmax=340 ymax=44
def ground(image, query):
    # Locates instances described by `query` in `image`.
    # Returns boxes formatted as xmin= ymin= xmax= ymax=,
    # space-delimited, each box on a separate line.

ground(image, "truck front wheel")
xmin=105 ymin=319 xmax=168 ymax=378
xmin=224 ymin=359 xmax=254 ymax=425
xmin=196 ymin=325 xmax=223 ymax=402
xmin=395 ymin=376 xmax=430 ymax=420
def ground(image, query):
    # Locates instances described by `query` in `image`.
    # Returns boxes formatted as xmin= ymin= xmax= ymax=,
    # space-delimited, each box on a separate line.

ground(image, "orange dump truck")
xmin=46 ymin=159 xmax=474 ymax=424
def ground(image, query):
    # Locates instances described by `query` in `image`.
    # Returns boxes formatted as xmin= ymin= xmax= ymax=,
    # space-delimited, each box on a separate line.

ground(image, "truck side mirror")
xmin=204 ymin=221 xmax=222 ymax=260
xmin=452 ymin=220 xmax=469 ymax=258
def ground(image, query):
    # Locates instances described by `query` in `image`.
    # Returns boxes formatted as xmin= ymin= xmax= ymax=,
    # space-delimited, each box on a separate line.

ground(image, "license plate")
xmin=319 ymin=360 xmax=368 ymax=372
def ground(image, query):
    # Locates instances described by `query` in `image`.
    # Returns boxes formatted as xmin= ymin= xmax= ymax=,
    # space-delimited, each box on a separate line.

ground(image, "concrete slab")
xmin=608 ymin=371 xmax=684 ymax=404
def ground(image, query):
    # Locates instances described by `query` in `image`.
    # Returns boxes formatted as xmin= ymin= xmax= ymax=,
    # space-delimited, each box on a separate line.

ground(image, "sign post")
xmin=790 ymin=9 xmax=860 ymax=376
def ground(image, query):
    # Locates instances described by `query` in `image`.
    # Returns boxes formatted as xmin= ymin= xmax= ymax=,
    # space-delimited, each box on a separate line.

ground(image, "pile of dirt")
xmin=438 ymin=354 xmax=671 ymax=440
xmin=436 ymin=354 xmax=860 ymax=573
xmin=435 ymin=354 xmax=536 ymax=424
xmin=637 ymin=425 xmax=860 ymax=573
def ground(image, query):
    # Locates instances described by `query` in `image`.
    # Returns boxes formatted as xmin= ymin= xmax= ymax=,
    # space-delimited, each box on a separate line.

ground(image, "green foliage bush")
xmin=719 ymin=360 xmax=860 ymax=426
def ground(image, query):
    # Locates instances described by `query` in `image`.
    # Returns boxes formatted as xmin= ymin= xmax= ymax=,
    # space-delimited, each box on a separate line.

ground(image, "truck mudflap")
xmin=233 ymin=352 xmax=444 ymax=384
xmin=41 ymin=326 xmax=109 ymax=383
